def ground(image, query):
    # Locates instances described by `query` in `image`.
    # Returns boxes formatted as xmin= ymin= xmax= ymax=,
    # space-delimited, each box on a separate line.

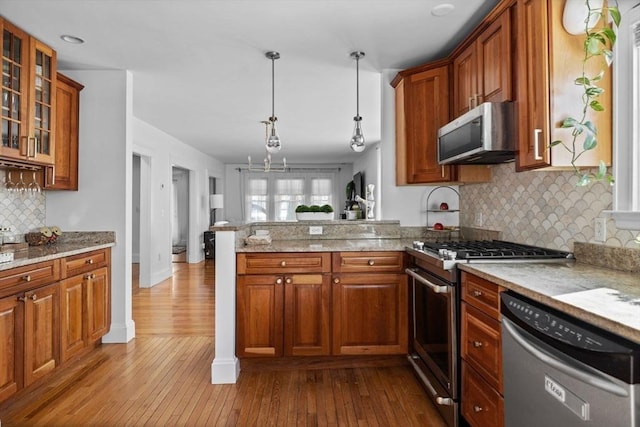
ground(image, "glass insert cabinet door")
xmin=0 ymin=18 xmax=56 ymax=165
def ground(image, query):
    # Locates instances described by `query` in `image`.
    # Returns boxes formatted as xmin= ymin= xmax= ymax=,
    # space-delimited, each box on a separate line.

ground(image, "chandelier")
xmin=247 ymin=121 xmax=287 ymax=172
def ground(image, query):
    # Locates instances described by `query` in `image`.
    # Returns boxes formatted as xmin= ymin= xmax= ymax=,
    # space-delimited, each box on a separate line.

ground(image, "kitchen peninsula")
xmin=211 ymin=221 xmax=640 ymax=388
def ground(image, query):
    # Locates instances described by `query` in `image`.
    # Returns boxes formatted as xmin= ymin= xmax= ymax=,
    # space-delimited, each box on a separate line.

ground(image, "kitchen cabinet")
xmin=460 ymin=271 xmax=504 ymax=427
xmin=452 ymin=8 xmax=512 ymax=118
xmin=0 ymin=18 xmax=57 ymax=166
xmin=392 ymin=63 xmax=491 ymax=185
xmin=0 ymin=249 xmax=111 ymax=404
xmin=331 ymin=252 xmax=407 ymax=355
xmin=515 ymin=0 xmax=612 ymax=171
xmin=46 ymin=73 xmax=83 ymax=190
xmin=60 ymin=248 xmax=111 ymax=362
xmin=236 ymin=253 xmax=331 ymax=357
xmin=0 ymin=260 xmax=60 ymax=400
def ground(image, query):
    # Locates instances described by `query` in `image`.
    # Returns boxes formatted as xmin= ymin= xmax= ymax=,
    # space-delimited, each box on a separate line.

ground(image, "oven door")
xmin=406 ymin=267 xmax=458 ymax=426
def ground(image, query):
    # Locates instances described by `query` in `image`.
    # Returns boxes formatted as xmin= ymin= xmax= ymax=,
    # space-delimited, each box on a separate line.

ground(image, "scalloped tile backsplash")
xmin=0 ymin=192 xmax=46 ymax=237
xmin=460 ymin=163 xmax=638 ymax=251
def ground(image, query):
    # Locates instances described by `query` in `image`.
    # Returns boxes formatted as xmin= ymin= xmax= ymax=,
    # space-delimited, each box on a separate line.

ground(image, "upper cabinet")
xmin=515 ymin=0 xmax=611 ymax=170
xmin=452 ymin=8 xmax=513 ymax=118
xmin=1 ymin=18 xmax=56 ymax=166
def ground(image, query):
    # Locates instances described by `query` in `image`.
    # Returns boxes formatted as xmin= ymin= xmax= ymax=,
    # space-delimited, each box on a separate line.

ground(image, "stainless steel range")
xmin=404 ymin=240 xmax=574 ymax=427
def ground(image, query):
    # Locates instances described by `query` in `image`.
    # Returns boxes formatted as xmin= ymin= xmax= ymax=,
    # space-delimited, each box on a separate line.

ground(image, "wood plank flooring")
xmin=0 ymin=261 xmax=447 ymax=426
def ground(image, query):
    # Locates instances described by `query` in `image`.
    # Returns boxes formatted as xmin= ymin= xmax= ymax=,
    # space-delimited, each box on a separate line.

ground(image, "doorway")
xmin=171 ymin=167 xmax=189 ymax=263
xmin=132 ymin=153 xmax=152 ymax=289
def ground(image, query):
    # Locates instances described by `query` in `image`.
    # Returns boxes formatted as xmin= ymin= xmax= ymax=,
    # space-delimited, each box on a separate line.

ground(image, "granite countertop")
xmin=237 ymin=238 xmax=415 ymax=253
xmin=458 ymin=262 xmax=640 ymax=344
xmin=0 ymin=232 xmax=115 ymax=271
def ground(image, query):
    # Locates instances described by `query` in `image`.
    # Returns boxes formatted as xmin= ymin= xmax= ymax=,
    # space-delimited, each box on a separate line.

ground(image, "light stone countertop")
xmin=237 ymin=238 xmax=415 ymax=253
xmin=458 ymin=262 xmax=640 ymax=344
xmin=0 ymin=232 xmax=115 ymax=271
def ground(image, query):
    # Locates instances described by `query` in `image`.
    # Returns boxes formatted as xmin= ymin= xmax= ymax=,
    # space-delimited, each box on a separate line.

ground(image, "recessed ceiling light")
xmin=60 ymin=34 xmax=84 ymax=44
xmin=431 ymin=3 xmax=455 ymax=17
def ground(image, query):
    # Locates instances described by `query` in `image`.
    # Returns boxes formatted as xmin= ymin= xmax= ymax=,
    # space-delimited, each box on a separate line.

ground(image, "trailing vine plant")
xmin=550 ymin=0 xmax=621 ymax=186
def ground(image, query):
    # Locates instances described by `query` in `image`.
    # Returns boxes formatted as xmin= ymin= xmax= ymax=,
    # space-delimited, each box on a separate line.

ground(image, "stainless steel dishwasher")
xmin=500 ymin=291 xmax=639 ymax=427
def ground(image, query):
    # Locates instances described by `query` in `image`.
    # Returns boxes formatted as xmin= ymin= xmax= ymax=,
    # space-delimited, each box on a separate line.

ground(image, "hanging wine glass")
xmin=4 ymin=171 xmax=15 ymax=193
xmin=16 ymin=172 xmax=27 ymax=198
xmin=28 ymin=171 xmax=41 ymax=198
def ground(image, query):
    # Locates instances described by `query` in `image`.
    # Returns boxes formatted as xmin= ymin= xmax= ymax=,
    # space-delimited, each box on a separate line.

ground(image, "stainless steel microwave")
xmin=437 ymin=102 xmax=515 ymax=165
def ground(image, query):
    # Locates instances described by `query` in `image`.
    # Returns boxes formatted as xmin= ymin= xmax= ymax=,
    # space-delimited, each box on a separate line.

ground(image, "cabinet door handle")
xmin=534 ymin=128 xmax=543 ymax=160
xmin=441 ymin=165 xmax=445 ymax=178
xmin=28 ymin=137 xmax=37 ymax=158
xmin=18 ymin=296 xmax=27 ymax=302
xmin=468 ymin=96 xmax=474 ymax=110
xmin=333 ymin=278 xmax=340 ymax=284
xmin=275 ymin=278 xmax=283 ymax=285
xmin=472 ymin=340 xmax=483 ymax=348
xmin=367 ymin=259 xmax=375 ymax=266
xmin=84 ymin=273 xmax=95 ymax=280
xmin=280 ymin=261 xmax=286 ymax=267
xmin=30 ymin=293 xmax=37 ymax=301
xmin=86 ymin=258 xmax=94 ymax=265
xmin=285 ymin=277 xmax=292 ymax=284
xmin=473 ymin=405 xmax=484 ymax=413
xmin=22 ymin=275 xmax=32 ymax=282
xmin=472 ymin=290 xmax=483 ymax=297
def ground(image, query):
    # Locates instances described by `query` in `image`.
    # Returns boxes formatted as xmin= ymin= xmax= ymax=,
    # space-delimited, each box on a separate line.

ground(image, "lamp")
xmin=349 ymin=51 xmax=365 ymax=153
xmin=265 ymin=51 xmax=281 ymax=153
xmin=247 ymin=121 xmax=287 ymax=172
xmin=209 ymin=194 xmax=224 ymax=210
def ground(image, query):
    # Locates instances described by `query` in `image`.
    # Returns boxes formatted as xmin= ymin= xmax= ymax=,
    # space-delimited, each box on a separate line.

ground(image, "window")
xmin=609 ymin=2 xmax=640 ymax=230
xmin=243 ymin=171 xmax=336 ymax=221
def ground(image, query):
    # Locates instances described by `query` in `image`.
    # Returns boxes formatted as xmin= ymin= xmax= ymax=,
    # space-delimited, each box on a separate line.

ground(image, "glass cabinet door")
xmin=29 ymin=39 xmax=56 ymax=163
xmin=1 ymin=20 xmax=29 ymax=159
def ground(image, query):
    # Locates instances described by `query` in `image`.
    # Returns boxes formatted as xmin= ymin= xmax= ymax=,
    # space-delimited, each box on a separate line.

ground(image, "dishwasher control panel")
xmin=501 ymin=292 xmax=630 ymax=354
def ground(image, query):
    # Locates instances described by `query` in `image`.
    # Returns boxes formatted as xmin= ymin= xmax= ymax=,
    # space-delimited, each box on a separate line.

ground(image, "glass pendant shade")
xmin=350 ymin=118 xmax=365 ymax=152
xmin=266 ymin=122 xmax=281 ymax=153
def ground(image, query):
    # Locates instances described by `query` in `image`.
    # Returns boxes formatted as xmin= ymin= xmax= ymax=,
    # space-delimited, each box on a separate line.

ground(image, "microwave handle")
xmin=534 ymin=128 xmax=543 ymax=160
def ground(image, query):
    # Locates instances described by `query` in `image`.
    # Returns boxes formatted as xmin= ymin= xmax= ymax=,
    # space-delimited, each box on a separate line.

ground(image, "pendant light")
xmin=349 ymin=51 xmax=365 ymax=153
xmin=265 ymin=51 xmax=281 ymax=153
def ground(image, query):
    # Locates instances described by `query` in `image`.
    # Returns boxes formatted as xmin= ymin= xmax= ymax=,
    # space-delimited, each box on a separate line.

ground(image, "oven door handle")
xmin=405 ymin=268 xmax=451 ymax=294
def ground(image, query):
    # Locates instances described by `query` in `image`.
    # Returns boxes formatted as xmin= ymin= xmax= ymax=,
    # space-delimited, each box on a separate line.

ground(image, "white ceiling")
xmin=0 ymin=0 xmax=498 ymax=164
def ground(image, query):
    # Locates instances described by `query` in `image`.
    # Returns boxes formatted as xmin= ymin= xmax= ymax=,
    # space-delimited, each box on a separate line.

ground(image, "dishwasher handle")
xmin=405 ymin=268 xmax=450 ymax=294
xmin=502 ymin=317 xmax=628 ymax=397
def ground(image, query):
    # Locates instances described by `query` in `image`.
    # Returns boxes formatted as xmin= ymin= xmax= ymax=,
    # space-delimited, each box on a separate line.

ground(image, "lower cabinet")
xmin=461 ymin=271 xmax=504 ymax=427
xmin=0 ymin=248 xmax=111 ymax=404
xmin=236 ymin=251 xmax=408 ymax=358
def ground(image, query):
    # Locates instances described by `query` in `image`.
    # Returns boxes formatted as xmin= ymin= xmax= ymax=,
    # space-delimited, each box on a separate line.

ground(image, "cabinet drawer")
xmin=0 ymin=260 xmax=60 ymax=297
xmin=332 ymin=251 xmax=404 ymax=273
xmin=461 ymin=303 xmax=502 ymax=392
xmin=237 ymin=253 xmax=330 ymax=274
xmin=461 ymin=272 xmax=502 ymax=319
xmin=62 ymin=248 xmax=109 ymax=278
xmin=462 ymin=362 xmax=504 ymax=427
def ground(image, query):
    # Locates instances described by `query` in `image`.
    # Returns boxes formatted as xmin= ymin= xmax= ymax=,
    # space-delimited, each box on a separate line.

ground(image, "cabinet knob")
xmin=84 ymin=273 xmax=96 ymax=280
xmin=86 ymin=258 xmax=94 ymax=264
xmin=22 ymin=275 xmax=32 ymax=282
xmin=285 ymin=278 xmax=292 ymax=284
xmin=472 ymin=290 xmax=483 ymax=297
xmin=18 ymin=296 xmax=27 ymax=302
xmin=367 ymin=259 xmax=375 ymax=266
xmin=333 ymin=278 xmax=340 ymax=284
xmin=473 ymin=405 xmax=484 ymax=413
xmin=30 ymin=294 xmax=37 ymax=301
xmin=275 ymin=278 xmax=283 ymax=285
xmin=472 ymin=340 xmax=483 ymax=348
xmin=280 ymin=261 xmax=286 ymax=267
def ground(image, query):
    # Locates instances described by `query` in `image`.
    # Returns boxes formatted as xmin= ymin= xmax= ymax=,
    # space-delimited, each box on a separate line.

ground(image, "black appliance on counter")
xmin=204 ymin=231 xmax=215 ymax=259
xmin=405 ymin=240 xmax=574 ymax=427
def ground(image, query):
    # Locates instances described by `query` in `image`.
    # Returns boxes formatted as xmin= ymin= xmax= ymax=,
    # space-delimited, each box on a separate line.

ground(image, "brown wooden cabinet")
xmin=236 ymin=253 xmax=331 ymax=357
xmin=60 ymin=248 xmax=110 ymax=362
xmin=452 ymin=8 xmax=512 ymax=118
xmin=0 ymin=18 xmax=56 ymax=166
xmin=515 ymin=0 xmax=612 ymax=171
xmin=0 ymin=249 xmax=111 ymax=403
xmin=46 ymin=73 xmax=83 ymax=190
xmin=331 ymin=252 xmax=407 ymax=355
xmin=460 ymin=271 xmax=504 ymax=427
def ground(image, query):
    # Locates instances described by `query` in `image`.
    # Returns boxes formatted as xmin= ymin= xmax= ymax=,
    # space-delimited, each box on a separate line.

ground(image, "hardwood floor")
xmin=0 ymin=261 xmax=447 ymax=426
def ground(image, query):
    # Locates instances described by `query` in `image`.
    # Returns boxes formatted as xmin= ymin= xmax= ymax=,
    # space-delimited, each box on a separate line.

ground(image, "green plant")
xmin=320 ymin=204 xmax=334 ymax=213
xmin=295 ymin=204 xmax=334 ymax=213
xmin=550 ymin=1 xmax=621 ymax=186
xmin=295 ymin=205 xmax=310 ymax=213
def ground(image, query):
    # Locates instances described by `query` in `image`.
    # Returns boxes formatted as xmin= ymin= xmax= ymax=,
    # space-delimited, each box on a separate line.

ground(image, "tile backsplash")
xmin=460 ymin=163 xmax=639 ymax=251
xmin=0 ymin=192 xmax=46 ymax=237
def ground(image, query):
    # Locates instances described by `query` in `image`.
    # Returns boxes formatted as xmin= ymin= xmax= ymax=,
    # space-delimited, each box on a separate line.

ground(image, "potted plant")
xmin=552 ymin=0 xmax=621 ymax=186
xmin=295 ymin=204 xmax=335 ymax=220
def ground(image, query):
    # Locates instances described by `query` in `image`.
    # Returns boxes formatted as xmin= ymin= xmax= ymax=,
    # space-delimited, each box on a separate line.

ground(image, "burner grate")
xmin=420 ymin=240 xmax=573 ymax=260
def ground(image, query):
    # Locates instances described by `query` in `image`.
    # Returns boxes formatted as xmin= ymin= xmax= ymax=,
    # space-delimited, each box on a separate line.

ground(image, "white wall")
xmin=47 ymin=69 xmax=226 ymax=342
xmin=379 ymin=69 xmax=458 ymax=226
xmin=46 ymin=69 xmax=135 ymax=343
